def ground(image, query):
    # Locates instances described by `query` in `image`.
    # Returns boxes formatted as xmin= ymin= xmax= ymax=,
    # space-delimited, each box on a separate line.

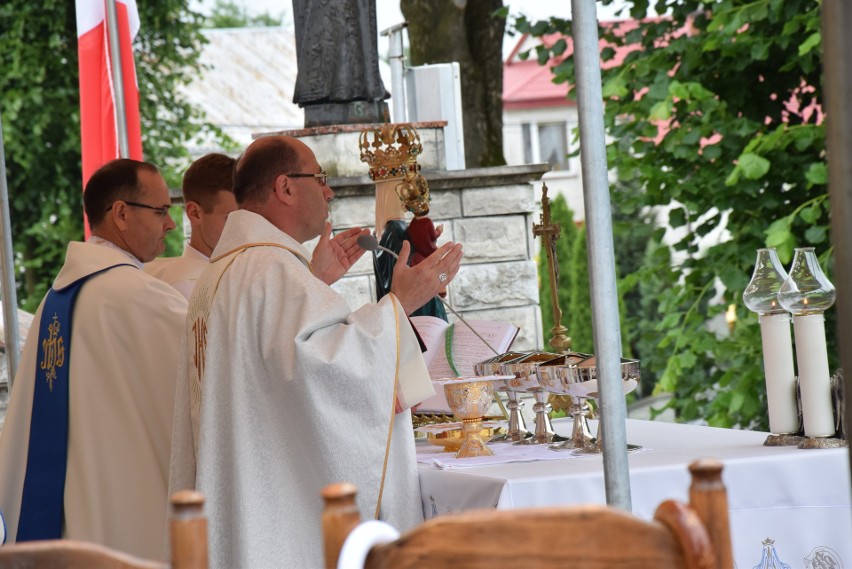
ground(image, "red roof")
xmin=502 ymin=20 xmax=646 ymax=110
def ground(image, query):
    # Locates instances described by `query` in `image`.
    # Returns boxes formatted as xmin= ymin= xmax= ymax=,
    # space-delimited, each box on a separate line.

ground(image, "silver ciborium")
xmin=440 ymin=376 xmax=510 ymax=458
xmin=500 ymin=351 xmax=562 ymax=444
xmin=537 ymin=354 xmax=640 ymax=452
xmin=474 ymin=352 xmax=529 ymax=442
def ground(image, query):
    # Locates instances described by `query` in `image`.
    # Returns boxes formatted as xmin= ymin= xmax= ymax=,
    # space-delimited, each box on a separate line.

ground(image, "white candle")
xmin=792 ymin=313 xmax=836 ymax=437
xmin=758 ymin=313 xmax=799 ymax=434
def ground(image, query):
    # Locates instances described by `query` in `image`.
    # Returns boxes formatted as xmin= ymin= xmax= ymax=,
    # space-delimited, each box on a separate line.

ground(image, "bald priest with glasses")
xmin=0 ymin=159 xmax=187 ymax=560
xmin=169 ymin=135 xmax=464 ymax=569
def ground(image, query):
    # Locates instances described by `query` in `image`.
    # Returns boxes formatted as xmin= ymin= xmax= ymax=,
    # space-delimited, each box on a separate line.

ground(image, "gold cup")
xmin=443 ymin=379 xmax=498 ymax=458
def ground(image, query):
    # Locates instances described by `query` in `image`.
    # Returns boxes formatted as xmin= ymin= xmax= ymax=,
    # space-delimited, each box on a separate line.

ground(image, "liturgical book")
xmin=410 ymin=316 xmax=520 ymax=379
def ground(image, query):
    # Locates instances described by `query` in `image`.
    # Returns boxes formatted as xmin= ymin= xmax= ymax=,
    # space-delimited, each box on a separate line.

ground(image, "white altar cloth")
xmin=417 ymin=418 xmax=851 ymax=568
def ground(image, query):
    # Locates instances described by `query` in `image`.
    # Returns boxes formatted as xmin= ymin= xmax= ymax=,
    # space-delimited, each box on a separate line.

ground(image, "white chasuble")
xmin=144 ymin=244 xmax=209 ymax=300
xmin=169 ymin=210 xmax=433 ymax=569
xmin=0 ymin=241 xmax=187 ymax=559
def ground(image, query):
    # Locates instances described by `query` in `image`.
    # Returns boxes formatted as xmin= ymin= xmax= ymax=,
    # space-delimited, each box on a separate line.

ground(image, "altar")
xmin=417 ymin=418 xmax=851 ymax=568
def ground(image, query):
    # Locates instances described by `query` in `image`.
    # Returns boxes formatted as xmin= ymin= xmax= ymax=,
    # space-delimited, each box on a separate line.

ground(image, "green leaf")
xmin=738 ymin=153 xmax=772 ymax=180
xmin=799 ymin=32 xmax=821 ymax=56
xmin=728 ymin=390 xmax=744 ymax=413
xmin=669 ymin=80 xmax=689 ymax=100
xmin=804 ymin=225 xmax=827 ymax=244
xmin=668 ymin=207 xmax=687 ymax=228
xmin=805 ymin=162 xmax=827 ymax=185
xmin=602 ymin=75 xmax=629 ymax=98
xmin=649 ymin=99 xmax=672 ymax=121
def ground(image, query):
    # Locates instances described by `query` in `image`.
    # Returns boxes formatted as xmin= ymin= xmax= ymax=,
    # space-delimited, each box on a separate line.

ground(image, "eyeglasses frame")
xmin=107 ymin=200 xmax=171 ymax=218
xmin=285 ymin=170 xmax=328 ymax=187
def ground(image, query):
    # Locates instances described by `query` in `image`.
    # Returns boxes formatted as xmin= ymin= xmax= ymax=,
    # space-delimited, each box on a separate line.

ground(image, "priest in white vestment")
xmin=169 ymin=136 xmax=463 ymax=568
xmin=0 ymin=160 xmax=187 ymax=560
xmin=145 ymin=153 xmax=237 ymax=300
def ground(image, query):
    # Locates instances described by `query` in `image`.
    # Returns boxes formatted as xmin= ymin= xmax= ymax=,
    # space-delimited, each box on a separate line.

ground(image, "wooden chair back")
xmin=322 ymin=459 xmax=733 ymax=569
xmin=0 ymin=490 xmax=208 ymax=569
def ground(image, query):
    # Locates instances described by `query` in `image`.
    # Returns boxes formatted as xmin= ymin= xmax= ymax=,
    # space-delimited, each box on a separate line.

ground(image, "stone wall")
xmin=320 ymin=163 xmax=549 ymax=352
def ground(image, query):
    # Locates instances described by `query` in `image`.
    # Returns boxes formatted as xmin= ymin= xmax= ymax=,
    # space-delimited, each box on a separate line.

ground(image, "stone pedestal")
xmin=254 ymin=121 xmax=449 ymax=177
xmin=303 ymin=101 xmax=389 ymax=128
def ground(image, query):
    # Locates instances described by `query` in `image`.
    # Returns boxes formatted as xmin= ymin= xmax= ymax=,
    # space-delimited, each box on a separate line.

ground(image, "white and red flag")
xmin=76 ymin=0 xmax=143 ymax=231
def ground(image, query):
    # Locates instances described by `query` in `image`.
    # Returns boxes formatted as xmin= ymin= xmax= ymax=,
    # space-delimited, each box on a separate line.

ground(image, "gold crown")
xmin=359 ymin=122 xmax=423 ymax=181
xmin=396 ymin=172 xmax=430 ymax=216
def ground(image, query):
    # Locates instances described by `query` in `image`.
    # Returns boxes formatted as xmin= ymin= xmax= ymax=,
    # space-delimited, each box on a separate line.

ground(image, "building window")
xmin=521 ymin=121 xmax=574 ymax=172
xmin=521 ymin=123 xmax=533 ymax=164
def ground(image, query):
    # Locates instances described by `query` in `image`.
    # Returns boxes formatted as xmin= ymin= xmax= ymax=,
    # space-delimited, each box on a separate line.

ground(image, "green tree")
xmin=0 ymin=0 xmax=209 ymax=310
xmin=568 ymin=228 xmax=594 ymax=353
xmin=206 ymin=0 xmax=283 ymax=28
xmin=401 ymin=0 xmax=506 ymax=167
xmin=515 ymin=0 xmax=828 ymax=429
xmin=538 ymin=193 xmax=577 ymax=349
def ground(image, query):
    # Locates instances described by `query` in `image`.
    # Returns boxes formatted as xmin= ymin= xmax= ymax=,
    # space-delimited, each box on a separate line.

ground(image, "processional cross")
xmin=533 ymin=184 xmax=572 ymax=353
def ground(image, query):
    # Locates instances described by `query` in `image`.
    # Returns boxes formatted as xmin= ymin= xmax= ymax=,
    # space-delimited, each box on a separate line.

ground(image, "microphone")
xmin=358 ymin=233 xmax=499 ymax=356
xmin=357 ymin=234 xmax=399 ymax=258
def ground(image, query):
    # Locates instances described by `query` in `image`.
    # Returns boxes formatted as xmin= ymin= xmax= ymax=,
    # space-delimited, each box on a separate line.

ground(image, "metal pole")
xmin=381 ymin=22 xmax=408 ymax=122
xmin=105 ymin=0 xmax=130 ymax=158
xmin=0 ymin=112 xmax=21 ymax=388
xmin=571 ymin=0 xmax=632 ymax=510
xmin=821 ymin=0 xmax=852 ymax=499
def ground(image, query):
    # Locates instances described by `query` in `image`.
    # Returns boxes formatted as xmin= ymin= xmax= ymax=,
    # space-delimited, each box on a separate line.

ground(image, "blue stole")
xmin=15 ymin=263 xmax=131 ymax=541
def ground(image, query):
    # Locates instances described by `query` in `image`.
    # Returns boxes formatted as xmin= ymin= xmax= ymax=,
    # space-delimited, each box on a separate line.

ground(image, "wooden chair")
xmin=322 ymin=459 xmax=734 ymax=569
xmin=0 ymin=490 xmax=208 ymax=569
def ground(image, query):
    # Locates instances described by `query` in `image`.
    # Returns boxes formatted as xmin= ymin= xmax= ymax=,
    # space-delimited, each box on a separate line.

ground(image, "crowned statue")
xmin=360 ymin=123 xmax=447 ymax=320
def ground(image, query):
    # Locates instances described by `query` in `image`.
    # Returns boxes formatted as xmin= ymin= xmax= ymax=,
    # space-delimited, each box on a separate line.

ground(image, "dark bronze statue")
xmin=292 ymin=0 xmax=390 ymax=127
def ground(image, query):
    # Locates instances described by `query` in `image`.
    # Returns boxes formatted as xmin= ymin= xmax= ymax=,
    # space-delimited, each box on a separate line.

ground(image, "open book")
xmin=410 ymin=315 xmax=520 ymax=379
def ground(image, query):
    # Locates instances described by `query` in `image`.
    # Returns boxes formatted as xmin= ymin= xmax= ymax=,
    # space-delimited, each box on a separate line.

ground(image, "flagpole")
xmin=0 ymin=112 xmax=22 ymax=387
xmin=105 ymin=0 xmax=130 ymax=158
xmin=571 ymin=0 xmax=632 ymax=510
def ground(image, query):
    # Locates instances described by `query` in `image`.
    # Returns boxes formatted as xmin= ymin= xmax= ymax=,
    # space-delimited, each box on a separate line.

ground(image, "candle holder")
xmin=743 ymin=248 xmax=802 ymax=446
xmin=778 ymin=247 xmax=847 ymax=449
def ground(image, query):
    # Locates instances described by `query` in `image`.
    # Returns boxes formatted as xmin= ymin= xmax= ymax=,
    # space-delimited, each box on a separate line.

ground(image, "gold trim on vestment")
xmin=210 ymin=242 xmax=313 ymax=273
xmin=375 ymin=293 xmax=402 ymax=520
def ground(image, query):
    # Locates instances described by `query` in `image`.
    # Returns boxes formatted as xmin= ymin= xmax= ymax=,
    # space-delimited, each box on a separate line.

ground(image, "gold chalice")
xmin=426 ymin=424 xmax=499 ymax=452
xmin=440 ymin=376 xmax=510 ymax=458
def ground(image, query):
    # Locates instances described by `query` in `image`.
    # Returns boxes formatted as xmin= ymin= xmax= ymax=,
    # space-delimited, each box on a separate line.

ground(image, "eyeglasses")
xmin=286 ymin=170 xmax=328 ymax=187
xmin=108 ymin=200 xmax=171 ymax=218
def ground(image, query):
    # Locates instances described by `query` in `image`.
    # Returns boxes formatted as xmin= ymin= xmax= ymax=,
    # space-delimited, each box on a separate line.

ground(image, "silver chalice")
xmin=499 ymin=351 xmax=562 ymax=445
xmin=536 ymin=354 xmax=640 ymax=452
xmin=474 ymin=352 xmax=528 ymax=442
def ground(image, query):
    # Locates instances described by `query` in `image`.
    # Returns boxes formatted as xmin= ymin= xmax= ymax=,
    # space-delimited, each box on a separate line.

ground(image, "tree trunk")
xmin=400 ymin=0 xmax=506 ymax=167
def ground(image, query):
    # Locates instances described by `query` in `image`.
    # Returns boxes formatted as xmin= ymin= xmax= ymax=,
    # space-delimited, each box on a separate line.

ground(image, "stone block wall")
xmin=319 ymin=163 xmax=549 ymax=352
